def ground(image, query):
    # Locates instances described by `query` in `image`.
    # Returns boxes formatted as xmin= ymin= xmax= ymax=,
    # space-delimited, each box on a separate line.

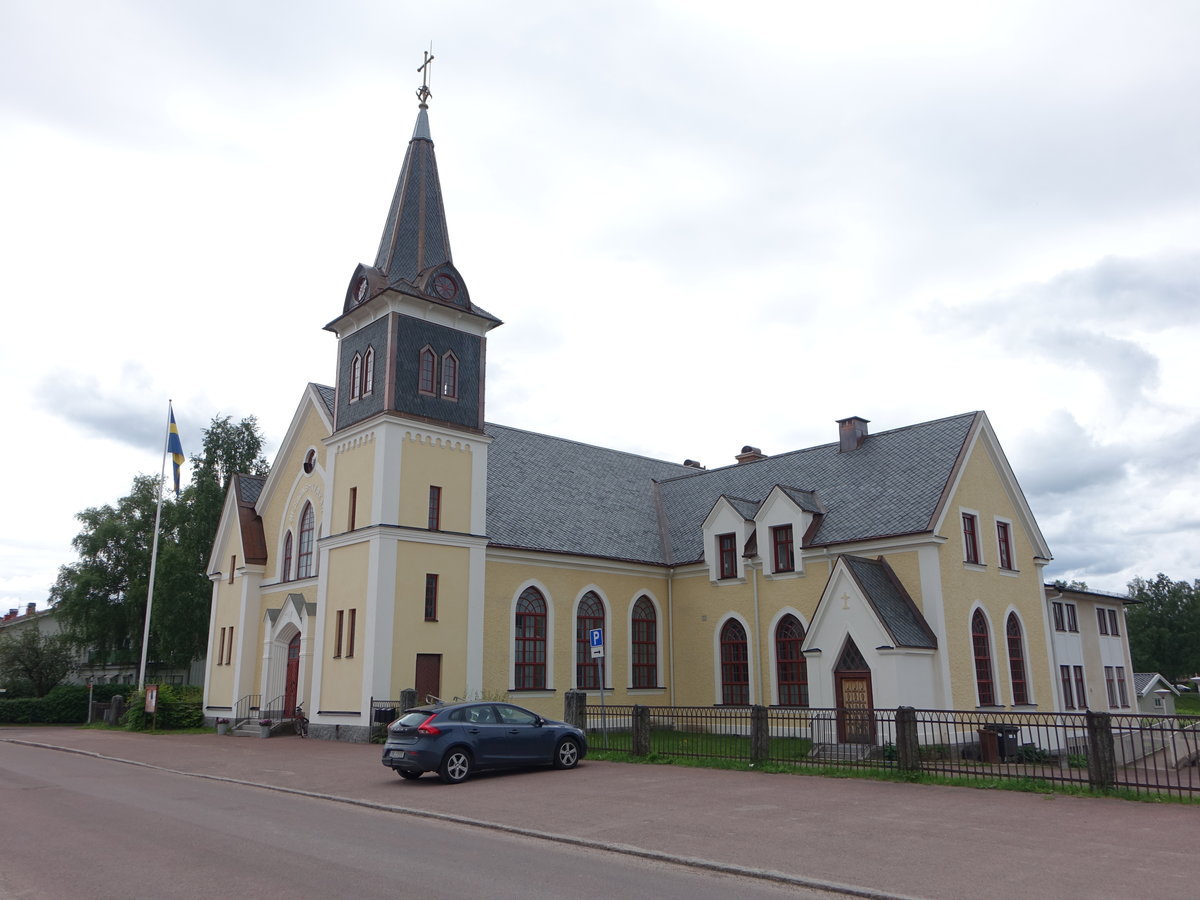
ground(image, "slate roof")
xmin=485 ymin=424 xmax=693 ymax=563
xmin=842 ymin=555 xmax=937 ymax=649
xmin=314 ymin=383 xmax=335 ymax=419
xmin=484 ymin=411 xmax=980 ymax=566
xmin=1133 ymin=673 xmax=1177 ymax=697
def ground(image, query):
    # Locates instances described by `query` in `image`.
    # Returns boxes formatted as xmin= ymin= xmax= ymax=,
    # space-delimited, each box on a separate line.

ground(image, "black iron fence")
xmin=580 ymin=701 xmax=1200 ymax=799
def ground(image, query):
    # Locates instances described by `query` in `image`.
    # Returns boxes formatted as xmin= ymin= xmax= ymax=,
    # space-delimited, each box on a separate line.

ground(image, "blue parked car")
xmin=381 ymin=701 xmax=587 ymax=784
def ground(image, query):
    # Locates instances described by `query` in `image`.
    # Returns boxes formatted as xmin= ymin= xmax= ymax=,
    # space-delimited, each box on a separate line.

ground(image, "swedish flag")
xmin=168 ymin=404 xmax=185 ymax=496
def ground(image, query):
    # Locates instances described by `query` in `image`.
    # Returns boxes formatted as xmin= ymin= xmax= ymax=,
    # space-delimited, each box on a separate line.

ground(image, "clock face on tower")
xmin=432 ymin=273 xmax=458 ymax=301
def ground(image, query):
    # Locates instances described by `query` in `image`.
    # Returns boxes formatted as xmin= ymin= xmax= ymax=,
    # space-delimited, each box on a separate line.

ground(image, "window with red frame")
xmin=971 ymin=609 xmax=995 ymax=706
xmin=297 ymin=502 xmax=315 ymax=578
xmin=427 ymin=486 xmax=441 ymax=531
xmin=1006 ymin=613 xmax=1029 ymax=705
xmin=771 ymin=524 xmax=794 ymax=573
xmin=281 ymin=531 xmax=293 ymax=582
xmin=775 ymin=614 xmax=808 ymax=707
xmin=1116 ymin=666 xmax=1129 ymax=707
xmin=720 ymin=619 xmax=749 ymax=705
xmin=1073 ymin=665 xmax=1087 ymax=709
xmin=1060 ymin=665 xmax=1074 ymax=708
xmin=424 ymin=574 xmax=438 ymax=621
xmin=717 ymin=533 xmax=737 ymax=579
xmin=631 ymin=596 xmax=657 ymax=688
xmin=441 ymin=352 xmax=458 ymax=399
xmin=996 ymin=521 xmax=1014 ymax=570
xmin=418 ymin=347 xmax=437 ymax=395
xmin=962 ymin=513 xmax=981 ymax=565
xmin=1104 ymin=666 xmax=1117 ymax=707
xmin=575 ymin=592 xmax=604 ymax=690
xmin=514 ymin=588 xmax=547 ymax=689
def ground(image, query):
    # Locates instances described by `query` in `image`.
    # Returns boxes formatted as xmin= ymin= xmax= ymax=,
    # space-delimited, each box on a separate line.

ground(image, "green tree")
xmin=0 ymin=627 xmax=75 ymax=697
xmin=50 ymin=415 xmax=270 ymax=673
xmin=1126 ymin=574 xmax=1200 ymax=682
xmin=155 ymin=415 xmax=269 ymax=667
xmin=50 ymin=474 xmax=164 ymax=666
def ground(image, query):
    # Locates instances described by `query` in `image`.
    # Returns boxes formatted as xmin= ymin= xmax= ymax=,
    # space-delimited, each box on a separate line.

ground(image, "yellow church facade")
xmin=202 ymin=91 xmax=1081 ymax=742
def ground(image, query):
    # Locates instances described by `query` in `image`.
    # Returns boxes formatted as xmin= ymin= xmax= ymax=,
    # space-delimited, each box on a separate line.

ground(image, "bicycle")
xmin=294 ymin=704 xmax=309 ymax=738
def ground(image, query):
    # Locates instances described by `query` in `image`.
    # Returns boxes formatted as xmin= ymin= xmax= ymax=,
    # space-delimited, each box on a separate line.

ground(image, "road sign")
xmin=589 ymin=628 xmax=604 ymax=658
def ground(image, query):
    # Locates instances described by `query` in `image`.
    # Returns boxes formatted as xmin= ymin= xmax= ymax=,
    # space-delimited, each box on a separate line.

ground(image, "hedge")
xmin=121 ymin=684 xmax=205 ymax=731
xmin=0 ymin=683 xmax=131 ymax=724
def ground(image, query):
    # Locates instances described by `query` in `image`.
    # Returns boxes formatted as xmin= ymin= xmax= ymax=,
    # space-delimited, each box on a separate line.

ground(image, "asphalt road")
xmin=0 ymin=741 xmax=828 ymax=900
xmin=2 ymin=727 xmax=1198 ymax=899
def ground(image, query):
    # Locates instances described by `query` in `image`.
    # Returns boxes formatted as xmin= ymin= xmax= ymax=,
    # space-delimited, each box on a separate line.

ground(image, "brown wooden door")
xmin=836 ymin=673 xmax=874 ymax=743
xmin=284 ymin=633 xmax=301 ymax=715
xmin=415 ymin=654 xmax=442 ymax=705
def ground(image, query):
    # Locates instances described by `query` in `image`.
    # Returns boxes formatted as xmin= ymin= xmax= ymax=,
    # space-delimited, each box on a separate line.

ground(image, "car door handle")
xmin=467 ymin=728 xmax=481 ymax=734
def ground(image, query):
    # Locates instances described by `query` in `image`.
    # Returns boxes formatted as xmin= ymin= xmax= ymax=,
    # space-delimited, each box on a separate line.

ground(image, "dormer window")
xmin=771 ymin=525 xmax=794 ymax=573
xmin=717 ymin=533 xmax=737 ymax=579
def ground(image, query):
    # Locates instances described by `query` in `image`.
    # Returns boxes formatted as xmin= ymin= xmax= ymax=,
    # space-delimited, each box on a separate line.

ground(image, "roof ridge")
xmin=485 ymin=422 xmax=695 ymax=472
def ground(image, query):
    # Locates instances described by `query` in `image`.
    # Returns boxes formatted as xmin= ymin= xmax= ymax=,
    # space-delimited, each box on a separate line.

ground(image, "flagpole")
xmin=138 ymin=401 xmax=173 ymax=691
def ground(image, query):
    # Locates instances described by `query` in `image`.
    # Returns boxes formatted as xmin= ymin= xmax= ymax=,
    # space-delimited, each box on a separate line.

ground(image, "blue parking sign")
xmin=589 ymin=628 xmax=603 ymax=647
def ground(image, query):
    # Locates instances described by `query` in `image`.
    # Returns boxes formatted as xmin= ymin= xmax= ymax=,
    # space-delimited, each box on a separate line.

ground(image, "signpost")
xmin=589 ymin=628 xmax=606 ymax=743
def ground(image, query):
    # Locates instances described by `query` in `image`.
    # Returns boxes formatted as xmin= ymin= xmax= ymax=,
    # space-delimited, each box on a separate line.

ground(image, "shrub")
xmin=121 ymin=685 xmax=205 ymax=731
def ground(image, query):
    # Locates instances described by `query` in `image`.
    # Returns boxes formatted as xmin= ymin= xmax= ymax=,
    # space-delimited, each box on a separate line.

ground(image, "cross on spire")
xmin=416 ymin=48 xmax=435 ymax=107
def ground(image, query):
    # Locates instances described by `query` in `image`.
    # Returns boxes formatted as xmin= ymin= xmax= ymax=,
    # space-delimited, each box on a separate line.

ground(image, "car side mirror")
xmin=534 ymin=716 xmax=545 ymax=727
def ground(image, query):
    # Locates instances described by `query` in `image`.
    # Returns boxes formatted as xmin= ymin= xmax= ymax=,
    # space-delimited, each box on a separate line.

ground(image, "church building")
xmin=203 ymin=79 xmax=1077 ymax=742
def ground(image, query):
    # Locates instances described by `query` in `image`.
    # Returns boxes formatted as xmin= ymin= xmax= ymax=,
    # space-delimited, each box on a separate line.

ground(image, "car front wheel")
xmin=553 ymin=737 xmax=580 ymax=769
xmin=439 ymin=748 xmax=472 ymax=784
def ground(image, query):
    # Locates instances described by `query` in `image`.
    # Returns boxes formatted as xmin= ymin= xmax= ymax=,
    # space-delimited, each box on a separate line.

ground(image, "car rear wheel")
xmin=438 ymin=748 xmax=472 ymax=784
xmin=398 ymin=770 xmax=422 ymax=780
xmin=553 ymin=737 xmax=580 ymax=769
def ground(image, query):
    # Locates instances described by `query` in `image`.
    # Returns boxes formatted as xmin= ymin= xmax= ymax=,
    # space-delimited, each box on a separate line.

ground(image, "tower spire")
xmin=371 ymin=49 xmax=453 ymax=294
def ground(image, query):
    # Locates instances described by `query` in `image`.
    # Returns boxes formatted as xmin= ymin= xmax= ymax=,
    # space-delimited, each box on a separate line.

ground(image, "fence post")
xmin=1086 ymin=710 xmax=1116 ymax=789
xmin=633 ymin=705 xmax=650 ymax=756
xmin=750 ymin=705 xmax=769 ymax=763
xmin=399 ymin=688 xmax=417 ymax=712
xmin=895 ymin=706 xmax=920 ymax=772
xmin=564 ymin=690 xmax=586 ymax=731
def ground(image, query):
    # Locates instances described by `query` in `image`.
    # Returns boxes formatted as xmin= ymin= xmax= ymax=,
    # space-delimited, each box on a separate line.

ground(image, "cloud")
xmin=35 ymin=364 xmax=166 ymax=452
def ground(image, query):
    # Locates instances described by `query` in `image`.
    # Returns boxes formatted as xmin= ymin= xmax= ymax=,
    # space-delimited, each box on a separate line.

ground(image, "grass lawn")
xmin=1175 ymin=692 xmax=1200 ymax=715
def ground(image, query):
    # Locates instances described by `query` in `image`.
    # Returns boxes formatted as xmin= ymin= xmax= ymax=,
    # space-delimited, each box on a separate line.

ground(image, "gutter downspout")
xmin=750 ymin=555 xmax=763 ymax=705
xmin=668 ymin=569 xmax=676 ymax=706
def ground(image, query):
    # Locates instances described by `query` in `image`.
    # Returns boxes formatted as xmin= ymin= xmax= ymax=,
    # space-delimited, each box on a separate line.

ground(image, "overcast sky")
xmin=2 ymin=0 xmax=1198 ymax=614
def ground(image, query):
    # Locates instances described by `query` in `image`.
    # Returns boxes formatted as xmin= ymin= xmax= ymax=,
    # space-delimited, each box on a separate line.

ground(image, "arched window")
xmin=281 ymin=531 xmax=293 ymax=583
xmin=575 ymin=592 xmax=605 ymax=689
xmin=631 ymin=596 xmax=657 ymax=689
xmin=441 ymin=352 xmax=458 ymax=399
xmin=514 ymin=588 xmax=547 ymax=690
xmin=350 ymin=353 xmax=362 ymax=401
xmin=775 ymin=614 xmax=808 ymax=707
xmin=363 ymin=347 xmax=374 ymax=395
xmin=972 ymin=609 xmax=995 ymax=706
xmin=297 ymin=502 xmax=315 ymax=579
xmin=720 ymin=619 xmax=749 ymax=705
xmin=1006 ymin=613 xmax=1029 ymax=705
xmin=418 ymin=347 xmax=437 ymax=395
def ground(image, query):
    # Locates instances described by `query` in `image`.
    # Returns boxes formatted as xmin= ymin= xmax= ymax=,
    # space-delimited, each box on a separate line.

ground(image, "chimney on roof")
xmin=6 ymin=609 xmax=16 ymax=620
xmin=26 ymin=602 xmax=36 ymax=616
xmin=837 ymin=416 xmax=870 ymax=452
xmin=736 ymin=445 xmax=766 ymax=465
xmin=683 ymin=459 xmax=704 ymax=469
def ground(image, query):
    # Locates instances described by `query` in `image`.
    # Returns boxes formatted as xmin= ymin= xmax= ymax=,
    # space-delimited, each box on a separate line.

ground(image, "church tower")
xmin=312 ymin=56 xmax=498 ymax=714
xmin=325 ymin=57 xmax=502 ymax=435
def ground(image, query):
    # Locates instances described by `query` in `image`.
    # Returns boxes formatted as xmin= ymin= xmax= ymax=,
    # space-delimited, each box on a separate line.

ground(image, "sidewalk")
xmin=3 ymin=727 xmax=1197 ymax=899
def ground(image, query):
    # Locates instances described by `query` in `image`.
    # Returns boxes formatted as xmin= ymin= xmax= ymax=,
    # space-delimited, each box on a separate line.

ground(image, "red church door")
xmin=284 ymin=633 xmax=301 ymax=715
